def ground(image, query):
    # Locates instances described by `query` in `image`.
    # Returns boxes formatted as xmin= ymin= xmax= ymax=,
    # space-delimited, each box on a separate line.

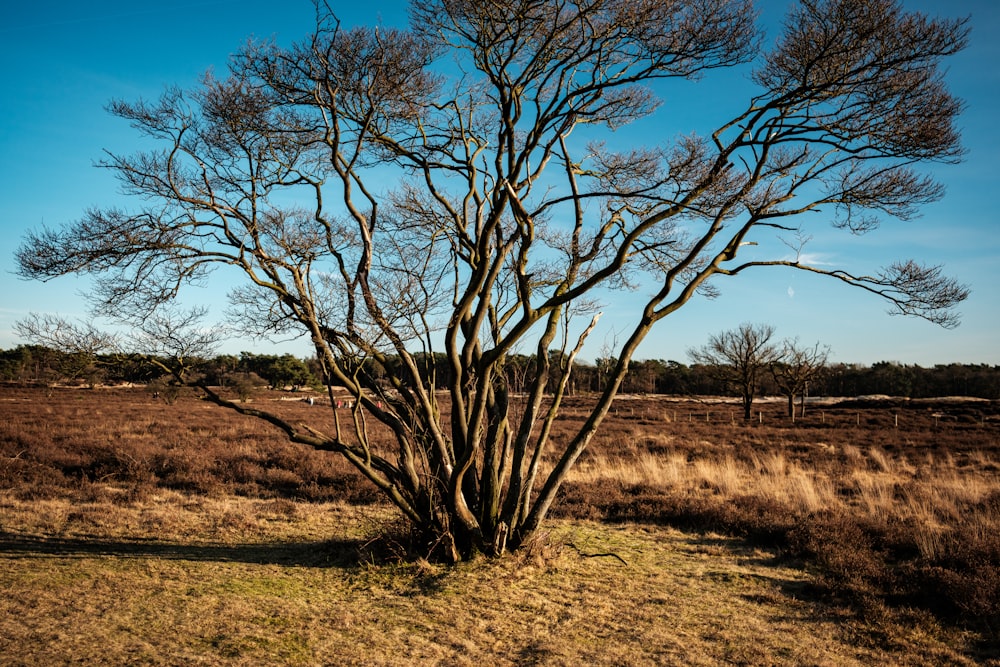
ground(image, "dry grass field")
xmin=1 ymin=385 xmax=998 ymax=664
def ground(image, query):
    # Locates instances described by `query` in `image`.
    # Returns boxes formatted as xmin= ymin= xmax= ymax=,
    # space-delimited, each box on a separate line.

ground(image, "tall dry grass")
xmin=558 ymin=407 xmax=1000 ymax=641
xmin=572 ymin=448 xmax=843 ymax=514
xmin=568 ymin=440 xmax=1000 ymax=561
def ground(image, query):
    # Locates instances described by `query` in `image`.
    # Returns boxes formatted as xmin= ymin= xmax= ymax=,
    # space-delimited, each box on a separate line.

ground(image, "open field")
xmin=1 ymin=385 xmax=998 ymax=664
xmin=0 ymin=494 xmax=983 ymax=666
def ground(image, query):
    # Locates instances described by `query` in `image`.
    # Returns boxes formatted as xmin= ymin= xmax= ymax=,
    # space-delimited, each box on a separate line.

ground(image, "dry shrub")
xmin=556 ymin=481 xmax=798 ymax=546
xmin=786 ymin=511 xmax=890 ymax=609
xmin=781 ymin=497 xmax=1000 ymax=638
xmin=906 ymin=493 xmax=1000 ymax=633
xmin=0 ymin=455 xmax=69 ymax=499
xmin=0 ymin=386 xmax=378 ymax=504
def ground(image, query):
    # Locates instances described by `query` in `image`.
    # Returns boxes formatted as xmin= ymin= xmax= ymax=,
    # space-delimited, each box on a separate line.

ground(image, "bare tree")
xmin=689 ymin=323 xmax=781 ymax=420
xmin=15 ymin=308 xmax=223 ymax=387
xmin=770 ymin=339 xmax=831 ymax=419
xmin=15 ymin=0 xmax=970 ymax=561
xmin=13 ymin=313 xmax=119 ymax=386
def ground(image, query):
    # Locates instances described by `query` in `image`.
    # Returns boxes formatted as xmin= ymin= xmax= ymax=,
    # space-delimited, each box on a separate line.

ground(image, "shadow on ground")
xmin=0 ymin=531 xmax=363 ymax=568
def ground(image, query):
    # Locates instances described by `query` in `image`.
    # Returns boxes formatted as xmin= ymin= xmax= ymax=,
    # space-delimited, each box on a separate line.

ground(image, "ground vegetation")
xmin=1 ymin=385 xmax=997 ymax=659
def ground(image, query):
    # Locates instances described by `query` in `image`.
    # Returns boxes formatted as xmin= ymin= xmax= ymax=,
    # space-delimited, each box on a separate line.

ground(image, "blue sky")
xmin=1 ymin=0 xmax=997 ymax=366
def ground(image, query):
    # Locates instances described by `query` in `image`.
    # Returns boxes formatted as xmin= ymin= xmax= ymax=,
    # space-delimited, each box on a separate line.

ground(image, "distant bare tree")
xmin=771 ymin=339 xmax=831 ymax=419
xmin=689 ymin=323 xmax=781 ymax=420
xmin=16 ymin=308 xmax=222 ymax=387
xmin=14 ymin=314 xmax=118 ymax=386
xmin=16 ymin=0 xmax=970 ymax=561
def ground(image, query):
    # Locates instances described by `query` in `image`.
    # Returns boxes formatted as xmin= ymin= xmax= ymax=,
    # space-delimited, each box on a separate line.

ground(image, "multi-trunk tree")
xmin=16 ymin=0 xmax=970 ymax=561
xmin=688 ymin=323 xmax=782 ymax=421
xmin=771 ymin=339 xmax=831 ymax=419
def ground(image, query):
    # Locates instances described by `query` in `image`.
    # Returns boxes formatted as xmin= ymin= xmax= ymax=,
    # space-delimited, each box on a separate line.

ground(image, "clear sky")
xmin=1 ymin=0 xmax=997 ymax=367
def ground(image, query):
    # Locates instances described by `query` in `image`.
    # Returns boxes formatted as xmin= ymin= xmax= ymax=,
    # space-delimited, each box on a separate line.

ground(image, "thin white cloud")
xmin=792 ymin=251 xmax=836 ymax=267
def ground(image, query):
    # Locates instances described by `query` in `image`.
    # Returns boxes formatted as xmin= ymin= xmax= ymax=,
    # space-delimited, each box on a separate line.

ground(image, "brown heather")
xmin=1 ymin=386 xmax=998 ymax=664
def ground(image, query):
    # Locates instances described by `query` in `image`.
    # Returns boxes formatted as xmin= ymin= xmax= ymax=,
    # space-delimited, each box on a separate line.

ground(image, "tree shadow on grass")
xmin=0 ymin=531 xmax=365 ymax=568
xmin=686 ymin=533 xmax=820 ymax=601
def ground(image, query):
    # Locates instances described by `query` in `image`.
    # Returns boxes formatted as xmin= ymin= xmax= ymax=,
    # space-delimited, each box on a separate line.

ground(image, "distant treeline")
xmin=0 ymin=346 xmax=315 ymax=392
xmin=577 ymin=357 xmax=1000 ymax=400
xmin=1 ymin=345 xmax=998 ymax=400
